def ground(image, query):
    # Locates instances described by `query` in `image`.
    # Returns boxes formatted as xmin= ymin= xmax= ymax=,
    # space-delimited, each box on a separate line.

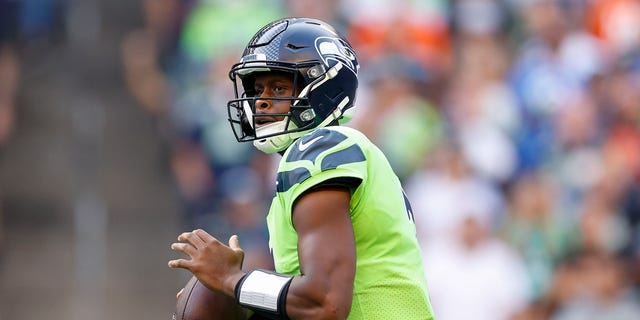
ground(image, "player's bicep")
xmin=286 ymin=187 xmax=356 ymax=319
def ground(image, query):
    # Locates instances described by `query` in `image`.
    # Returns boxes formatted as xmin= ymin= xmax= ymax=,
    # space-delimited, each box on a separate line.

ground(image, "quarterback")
xmin=169 ymin=17 xmax=435 ymax=319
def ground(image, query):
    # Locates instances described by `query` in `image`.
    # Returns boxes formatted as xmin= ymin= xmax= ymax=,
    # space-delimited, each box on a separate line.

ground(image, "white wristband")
xmin=235 ymin=269 xmax=293 ymax=316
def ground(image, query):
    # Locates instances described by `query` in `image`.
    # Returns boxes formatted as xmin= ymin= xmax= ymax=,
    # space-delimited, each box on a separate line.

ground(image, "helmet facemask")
xmin=227 ymin=60 xmax=333 ymax=152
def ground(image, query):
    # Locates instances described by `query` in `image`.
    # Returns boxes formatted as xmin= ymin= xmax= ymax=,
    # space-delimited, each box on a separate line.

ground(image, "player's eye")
xmin=274 ymin=85 xmax=292 ymax=97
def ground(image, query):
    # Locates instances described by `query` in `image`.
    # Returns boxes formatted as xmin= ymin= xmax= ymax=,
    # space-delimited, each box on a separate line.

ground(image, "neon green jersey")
xmin=266 ymin=126 xmax=435 ymax=319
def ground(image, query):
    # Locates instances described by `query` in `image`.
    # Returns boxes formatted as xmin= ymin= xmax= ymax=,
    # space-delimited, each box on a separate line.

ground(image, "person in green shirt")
xmin=169 ymin=17 xmax=435 ymax=320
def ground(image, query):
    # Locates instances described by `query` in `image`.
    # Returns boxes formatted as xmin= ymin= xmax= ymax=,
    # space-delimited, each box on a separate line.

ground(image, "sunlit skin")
xmin=253 ymin=71 xmax=299 ymax=127
xmin=169 ymin=71 xmax=357 ymax=319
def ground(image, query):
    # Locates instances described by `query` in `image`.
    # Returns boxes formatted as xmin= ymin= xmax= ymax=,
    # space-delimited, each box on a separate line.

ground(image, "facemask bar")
xmin=227 ymin=96 xmax=305 ymax=142
xmin=227 ymin=60 xmax=323 ymax=142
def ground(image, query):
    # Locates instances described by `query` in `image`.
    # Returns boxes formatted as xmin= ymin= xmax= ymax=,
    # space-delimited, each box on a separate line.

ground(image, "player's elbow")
xmin=288 ymin=289 xmax=352 ymax=319
xmin=305 ymin=295 xmax=351 ymax=320
xmin=286 ymin=270 xmax=354 ymax=319
xmin=323 ymin=294 xmax=353 ymax=319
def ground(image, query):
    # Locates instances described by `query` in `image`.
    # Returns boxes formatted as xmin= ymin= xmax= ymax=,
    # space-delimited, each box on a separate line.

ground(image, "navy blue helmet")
xmin=227 ymin=17 xmax=359 ymax=153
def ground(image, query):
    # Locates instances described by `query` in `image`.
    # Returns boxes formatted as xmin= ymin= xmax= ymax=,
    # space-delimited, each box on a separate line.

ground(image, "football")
xmin=173 ymin=276 xmax=246 ymax=320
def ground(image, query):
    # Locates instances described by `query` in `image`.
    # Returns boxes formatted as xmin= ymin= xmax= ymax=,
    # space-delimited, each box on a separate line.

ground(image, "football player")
xmin=169 ymin=17 xmax=435 ymax=319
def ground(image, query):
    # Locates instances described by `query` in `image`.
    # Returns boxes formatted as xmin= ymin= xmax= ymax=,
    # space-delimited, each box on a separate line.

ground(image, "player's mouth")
xmin=255 ymin=115 xmax=283 ymax=127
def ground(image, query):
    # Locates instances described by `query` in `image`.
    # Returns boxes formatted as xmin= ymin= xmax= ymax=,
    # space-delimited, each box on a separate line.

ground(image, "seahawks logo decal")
xmin=315 ymin=37 xmax=358 ymax=75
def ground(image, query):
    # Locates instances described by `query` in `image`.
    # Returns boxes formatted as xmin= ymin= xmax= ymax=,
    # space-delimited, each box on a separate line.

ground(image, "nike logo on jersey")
xmin=298 ymin=135 xmax=324 ymax=151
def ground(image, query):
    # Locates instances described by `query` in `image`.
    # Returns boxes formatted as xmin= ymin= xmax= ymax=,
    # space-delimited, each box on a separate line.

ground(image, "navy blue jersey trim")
xmin=277 ymin=129 xmax=365 ymax=193
xmin=286 ymin=129 xmax=348 ymax=163
xmin=321 ymin=144 xmax=366 ymax=171
xmin=277 ymin=167 xmax=311 ymax=193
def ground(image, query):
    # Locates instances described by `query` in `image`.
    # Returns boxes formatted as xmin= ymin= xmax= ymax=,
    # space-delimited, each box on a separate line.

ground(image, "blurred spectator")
xmin=623 ymin=180 xmax=640 ymax=289
xmin=587 ymin=0 xmax=640 ymax=57
xmin=509 ymin=0 xmax=604 ymax=172
xmin=450 ymin=0 xmax=510 ymax=39
xmin=405 ymin=143 xmax=505 ymax=242
xmin=340 ymin=0 xmax=452 ymax=86
xmin=217 ymin=160 xmax=274 ymax=271
xmin=598 ymin=62 xmax=640 ymax=182
xmin=284 ymin=0 xmax=348 ymax=31
xmin=549 ymin=252 xmax=640 ymax=320
xmin=578 ymin=174 xmax=633 ymax=257
xmin=443 ymin=32 xmax=520 ymax=184
xmin=422 ymin=195 xmax=530 ymax=320
xmin=121 ymin=0 xmax=192 ymax=116
xmin=0 ymin=0 xmax=20 ymax=146
xmin=500 ymin=171 xmax=581 ymax=300
xmin=351 ymin=55 xmax=443 ymax=181
xmin=0 ymin=0 xmax=21 ymax=257
xmin=548 ymin=90 xmax=605 ymax=216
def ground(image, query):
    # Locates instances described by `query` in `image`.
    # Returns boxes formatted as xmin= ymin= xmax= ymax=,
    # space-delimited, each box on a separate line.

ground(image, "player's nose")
xmin=255 ymin=96 xmax=272 ymax=110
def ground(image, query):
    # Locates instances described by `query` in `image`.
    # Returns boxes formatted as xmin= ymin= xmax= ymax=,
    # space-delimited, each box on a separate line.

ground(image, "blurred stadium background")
xmin=1 ymin=0 xmax=639 ymax=319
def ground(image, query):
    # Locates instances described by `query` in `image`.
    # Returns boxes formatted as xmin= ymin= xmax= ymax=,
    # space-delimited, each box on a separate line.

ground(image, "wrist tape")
xmin=235 ymin=269 xmax=294 ymax=319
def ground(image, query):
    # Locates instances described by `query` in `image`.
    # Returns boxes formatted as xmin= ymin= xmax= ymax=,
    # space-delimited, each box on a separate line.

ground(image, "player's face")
xmin=253 ymin=72 xmax=297 ymax=127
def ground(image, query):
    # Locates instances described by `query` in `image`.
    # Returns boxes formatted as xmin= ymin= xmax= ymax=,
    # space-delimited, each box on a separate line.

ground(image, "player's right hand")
xmin=168 ymin=230 xmax=246 ymax=297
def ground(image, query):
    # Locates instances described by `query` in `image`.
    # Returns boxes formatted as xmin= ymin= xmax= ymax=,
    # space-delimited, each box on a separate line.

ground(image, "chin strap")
xmin=253 ymin=121 xmax=303 ymax=154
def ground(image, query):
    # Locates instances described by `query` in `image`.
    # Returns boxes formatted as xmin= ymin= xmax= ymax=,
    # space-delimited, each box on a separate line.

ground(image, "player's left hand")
xmin=168 ymin=229 xmax=246 ymax=297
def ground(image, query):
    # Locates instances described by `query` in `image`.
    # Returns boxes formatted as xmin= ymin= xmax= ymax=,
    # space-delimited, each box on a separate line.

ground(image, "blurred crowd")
xmin=120 ymin=0 xmax=640 ymax=319
xmin=0 ymin=0 xmax=20 ymax=252
xmin=5 ymin=0 xmax=634 ymax=319
xmin=0 ymin=0 xmax=69 ymax=265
